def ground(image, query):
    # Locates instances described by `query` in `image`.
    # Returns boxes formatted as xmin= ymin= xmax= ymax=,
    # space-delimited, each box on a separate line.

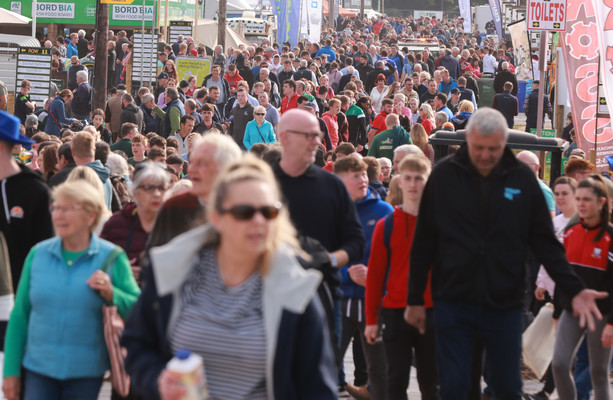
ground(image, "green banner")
xmin=1 ymin=0 xmax=159 ymax=26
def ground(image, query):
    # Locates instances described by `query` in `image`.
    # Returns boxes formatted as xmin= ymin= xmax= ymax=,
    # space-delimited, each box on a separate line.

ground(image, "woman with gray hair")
xmin=243 ymin=105 xmax=276 ymax=150
xmin=100 ymin=162 xmax=170 ymax=284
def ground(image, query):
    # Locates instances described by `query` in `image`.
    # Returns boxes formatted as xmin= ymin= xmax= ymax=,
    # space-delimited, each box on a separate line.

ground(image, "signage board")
xmin=527 ymin=0 xmax=567 ymax=31
xmin=175 ymin=57 xmax=212 ymax=86
xmin=168 ymin=21 xmax=193 ymax=44
xmin=15 ymin=47 xmax=52 ymax=104
xmin=101 ymin=0 xmax=134 ymax=4
xmin=132 ymin=28 xmax=158 ymax=86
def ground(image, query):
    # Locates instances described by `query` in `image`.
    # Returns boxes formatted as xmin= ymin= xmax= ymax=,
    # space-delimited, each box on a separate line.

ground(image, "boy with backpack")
xmin=364 ymin=154 xmax=438 ymax=400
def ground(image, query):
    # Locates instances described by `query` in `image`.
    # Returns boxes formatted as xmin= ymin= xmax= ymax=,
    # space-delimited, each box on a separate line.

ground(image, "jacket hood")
xmin=86 ymin=160 xmax=110 ymax=183
xmin=150 ymin=224 xmax=322 ymax=312
xmin=123 ymin=103 xmax=139 ymax=114
xmin=235 ymin=52 xmax=246 ymax=67
xmin=356 ymin=188 xmax=381 ymax=206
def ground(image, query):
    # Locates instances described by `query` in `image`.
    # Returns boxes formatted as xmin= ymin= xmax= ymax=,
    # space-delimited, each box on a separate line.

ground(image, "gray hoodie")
xmin=87 ymin=160 xmax=113 ymax=211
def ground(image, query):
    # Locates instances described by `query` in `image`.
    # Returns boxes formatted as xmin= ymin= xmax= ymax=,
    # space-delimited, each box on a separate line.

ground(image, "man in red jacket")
xmin=365 ymin=154 xmax=438 ymax=400
xmin=280 ymin=80 xmax=299 ymax=114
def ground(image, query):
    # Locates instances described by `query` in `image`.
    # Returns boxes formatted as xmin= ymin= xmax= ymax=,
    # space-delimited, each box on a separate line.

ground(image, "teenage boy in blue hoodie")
xmin=334 ymin=156 xmax=393 ymax=400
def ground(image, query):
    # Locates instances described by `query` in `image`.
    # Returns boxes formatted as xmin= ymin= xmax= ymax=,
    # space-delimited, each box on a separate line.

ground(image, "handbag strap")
xmin=100 ymin=246 xmax=124 ymax=279
xmin=254 ymin=123 xmax=266 ymax=143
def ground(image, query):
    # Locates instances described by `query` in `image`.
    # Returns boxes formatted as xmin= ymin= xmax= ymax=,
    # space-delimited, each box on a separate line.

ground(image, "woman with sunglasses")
xmin=243 ymin=105 xmax=276 ymax=150
xmin=122 ymin=156 xmax=337 ymax=400
xmin=551 ymin=175 xmax=613 ymax=400
xmin=100 ymin=163 xmax=170 ymax=284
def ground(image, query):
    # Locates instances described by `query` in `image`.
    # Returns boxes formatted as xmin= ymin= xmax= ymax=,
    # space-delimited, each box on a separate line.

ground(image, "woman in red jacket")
xmin=552 ymin=175 xmax=613 ymax=400
xmin=100 ymin=163 xmax=170 ymax=283
xmin=364 ymin=154 xmax=438 ymax=400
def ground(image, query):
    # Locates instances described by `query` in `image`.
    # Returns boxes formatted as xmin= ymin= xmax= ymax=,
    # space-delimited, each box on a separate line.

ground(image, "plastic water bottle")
xmin=166 ymin=349 xmax=209 ymax=400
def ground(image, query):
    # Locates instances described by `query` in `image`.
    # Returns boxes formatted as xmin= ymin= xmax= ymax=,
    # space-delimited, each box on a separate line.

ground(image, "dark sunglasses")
xmin=220 ymin=202 xmax=282 ymax=221
xmin=255 ymin=112 xmax=265 ymax=116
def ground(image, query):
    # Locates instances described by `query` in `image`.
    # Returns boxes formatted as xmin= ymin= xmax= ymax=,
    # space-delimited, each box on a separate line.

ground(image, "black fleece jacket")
xmin=408 ymin=144 xmax=585 ymax=309
xmin=0 ymin=164 xmax=53 ymax=290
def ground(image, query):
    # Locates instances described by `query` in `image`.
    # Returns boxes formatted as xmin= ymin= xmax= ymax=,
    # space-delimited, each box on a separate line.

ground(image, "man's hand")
xmin=534 ymin=287 xmax=547 ymax=302
xmin=158 ymin=369 xmax=187 ymax=400
xmin=2 ymin=376 xmax=20 ymax=400
xmin=571 ymin=289 xmax=608 ymax=331
xmin=356 ymin=144 xmax=364 ymax=152
xmin=404 ymin=305 xmax=426 ymax=334
xmin=364 ymin=324 xmax=379 ymax=345
xmin=348 ymin=264 xmax=367 ymax=286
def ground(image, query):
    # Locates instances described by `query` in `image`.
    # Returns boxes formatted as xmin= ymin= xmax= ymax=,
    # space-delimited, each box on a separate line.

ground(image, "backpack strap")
xmin=382 ymin=212 xmax=394 ymax=289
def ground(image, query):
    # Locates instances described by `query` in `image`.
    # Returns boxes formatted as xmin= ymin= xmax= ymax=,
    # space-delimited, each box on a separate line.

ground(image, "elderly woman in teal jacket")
xmin=243 ymin=105 xmax=276 ymax=150
xmin=2 ymin=181 xmax=140 ymax=400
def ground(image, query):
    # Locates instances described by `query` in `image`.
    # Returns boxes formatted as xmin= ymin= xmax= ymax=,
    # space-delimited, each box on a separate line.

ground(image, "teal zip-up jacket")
xmin=3 ymin=235 xmax=140 ymax=379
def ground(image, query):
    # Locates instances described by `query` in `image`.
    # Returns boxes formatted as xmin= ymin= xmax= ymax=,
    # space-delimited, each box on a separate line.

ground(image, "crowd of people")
xmin=0 ymin=10 xmax=611 ymax=400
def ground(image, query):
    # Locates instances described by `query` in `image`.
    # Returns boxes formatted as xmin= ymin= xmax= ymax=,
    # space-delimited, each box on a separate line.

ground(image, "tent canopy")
xmin=322 ymin=2 xmax=357 ymax=17
xmin=0 ymin=7 xmax=32 ymax=24
xmin=194 ymin=19 xmax=252 ymax=49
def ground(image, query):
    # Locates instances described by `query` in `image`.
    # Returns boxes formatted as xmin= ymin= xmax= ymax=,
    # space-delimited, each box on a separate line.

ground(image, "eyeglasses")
xmin=50 ymin=204 xmax=83 ymax=214
xmin=219 ymin=202 xmax=282 ymax=221
xmin=137 ymin=184 xmax=168 ymax=192
xmin=255 ymin=113 xmax=265 ymax=116
xmin=286 ymin=129 xmax=322 ymax=141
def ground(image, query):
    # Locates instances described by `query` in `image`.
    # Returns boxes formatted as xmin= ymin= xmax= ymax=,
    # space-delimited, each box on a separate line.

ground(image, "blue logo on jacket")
xmin=504 ymin=187 xmax=521 ymax=201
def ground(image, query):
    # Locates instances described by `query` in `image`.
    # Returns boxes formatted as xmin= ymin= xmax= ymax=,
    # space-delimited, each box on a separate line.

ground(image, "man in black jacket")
xmin=274 ymin=108 xmax=365 ymax=379
xmin=364 ymin=60 xmax=396 ymax=93
xmin=492 ymin=81 xmax=518 ymax=129
xmin=493 ymin=62 xmax=518 ymax=96
xmin=71 ymin=70 xmax=92 ymax=122
xmin=405 ymin=108 xmax=607 ymax=400
xmin=120 ymin=93 xmax=144 ymax=134
xmin=523 ymin=80 xmax=552 ymax=132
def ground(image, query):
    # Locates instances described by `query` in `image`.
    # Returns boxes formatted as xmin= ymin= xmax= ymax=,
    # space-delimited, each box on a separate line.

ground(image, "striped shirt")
xmin=170 ymin=246 xmax=268 ymax=400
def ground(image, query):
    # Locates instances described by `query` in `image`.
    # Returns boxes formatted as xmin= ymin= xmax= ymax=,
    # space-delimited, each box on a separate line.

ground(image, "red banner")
xmin=560 ymin=0 xmax=613 ymax=171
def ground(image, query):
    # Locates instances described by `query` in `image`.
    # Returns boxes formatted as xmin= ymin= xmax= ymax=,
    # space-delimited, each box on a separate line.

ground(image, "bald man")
xmin=516 ymin=151 xmax=556 ymax=218
xmin=273 ymin=109 xmax=365 ymax=376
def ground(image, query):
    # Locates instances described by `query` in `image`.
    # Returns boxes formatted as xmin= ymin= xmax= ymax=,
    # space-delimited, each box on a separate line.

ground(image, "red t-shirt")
xmin=365 ymin=207 xmax=433 ymax=326
xmin=280 ymin=93 xmax=299 ymax=114
xmin=224 ymin=72 xmax=243 ymax=95
xmin=370 ymin=111 xmax=388 ymax=136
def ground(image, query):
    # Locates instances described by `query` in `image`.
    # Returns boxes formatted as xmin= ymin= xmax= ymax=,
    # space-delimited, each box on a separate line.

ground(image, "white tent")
xmin=194 ymin=19 xmax=252 ymax=49
xmin=0 ymin=7 xmax=31 ymax=24
xmin=204 ymin=0 xmax=252 ymax=19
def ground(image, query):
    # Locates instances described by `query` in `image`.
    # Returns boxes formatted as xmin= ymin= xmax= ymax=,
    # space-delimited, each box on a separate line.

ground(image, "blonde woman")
xmin=122 ymin=156 xmax=337 ymax=400
xmin=419 ymin=103 xmax=436 ymax=135
xmin=410 ymin=123 xmax=435 ymax=165
xmin=3 ymin=181 xmax=140 ymax=400
xmin=451 ymin=100 xmax=475 ymax=130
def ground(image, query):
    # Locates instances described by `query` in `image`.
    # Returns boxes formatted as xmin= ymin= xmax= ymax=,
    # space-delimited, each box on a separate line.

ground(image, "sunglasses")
xmin=255 ymin=113 xmax=265 ymax=116
xmin=220 ymin=202 xmax=282 ymax=221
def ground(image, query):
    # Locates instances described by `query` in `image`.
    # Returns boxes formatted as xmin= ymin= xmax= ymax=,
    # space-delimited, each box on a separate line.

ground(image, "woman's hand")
xmin=158 ymin=369 xmax=187 ymax=400
xmin=602 ymin=324 xmax=613 ymax=348
xmin=2 ymin=376 xmax=21 ymax=400
xmin=130 ymin=258 xmax=141 ymax=282
xmin=87 ymin=270 xmax=113 ymax=302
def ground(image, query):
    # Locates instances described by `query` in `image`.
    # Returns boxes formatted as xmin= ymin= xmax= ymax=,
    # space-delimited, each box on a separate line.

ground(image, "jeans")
xmin=23 ymin=369 xmax=103 ymax=400
xmin=433 ymin=301 xmax=524 ymax=400
xmin=552 ymin=311 xmax=612 ymax=400
xmin=381 ymin=308 xmax=438 ymax=400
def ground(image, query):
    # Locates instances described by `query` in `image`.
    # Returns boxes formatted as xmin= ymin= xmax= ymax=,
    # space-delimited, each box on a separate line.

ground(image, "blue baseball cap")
xmin=0 ymin=111 xmax=34 ymax=149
